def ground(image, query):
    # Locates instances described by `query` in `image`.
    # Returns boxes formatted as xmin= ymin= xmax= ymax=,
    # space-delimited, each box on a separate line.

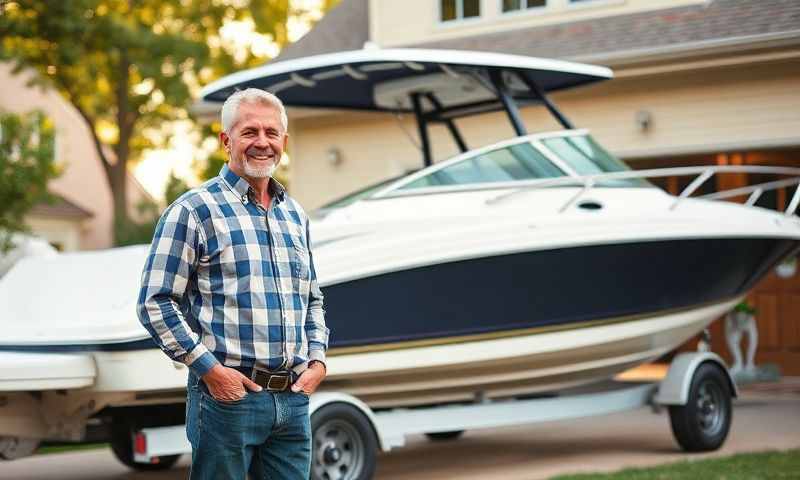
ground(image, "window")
xmin=502 ymin=0 xmax=546 ymax=13
xmin=540 ymin=135 xmax=651 ymax=188
xmin=400 ymin=142 xmax=565 ymax=190
xmin=441 ymin=0 xmax=480 ymax=22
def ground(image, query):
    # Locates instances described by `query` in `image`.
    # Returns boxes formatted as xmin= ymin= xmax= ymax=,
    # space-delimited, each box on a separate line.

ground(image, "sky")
xmin=133 ymin=0 xmax=325 ymax=201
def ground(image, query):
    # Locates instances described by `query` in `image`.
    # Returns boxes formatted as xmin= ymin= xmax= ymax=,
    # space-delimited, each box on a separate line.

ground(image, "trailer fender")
xmin=308 ymin=392 xmax=393 ymax=451
xmin=655 ymin=352 xmax=738 ymax=405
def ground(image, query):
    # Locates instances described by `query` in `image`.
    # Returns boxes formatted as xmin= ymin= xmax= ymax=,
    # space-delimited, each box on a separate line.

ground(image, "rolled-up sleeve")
xmin=304 ymin=218 xmax=329 ymax=365
xmin=136 ymin=203 xmax=219 ymax=377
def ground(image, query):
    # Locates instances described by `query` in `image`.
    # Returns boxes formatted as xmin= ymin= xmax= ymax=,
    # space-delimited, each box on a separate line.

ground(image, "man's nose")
xmin=255 ymin=131 xmax=270 ymax=147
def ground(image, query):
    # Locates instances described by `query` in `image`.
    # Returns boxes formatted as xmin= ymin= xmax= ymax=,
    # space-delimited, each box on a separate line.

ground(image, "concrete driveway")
xmin=1 ymin=381 xmax=798 ymax=480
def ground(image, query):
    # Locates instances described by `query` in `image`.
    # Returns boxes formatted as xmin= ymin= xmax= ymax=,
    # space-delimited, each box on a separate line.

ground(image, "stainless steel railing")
xmin=496 ymin=165 xmax=800 ymax=216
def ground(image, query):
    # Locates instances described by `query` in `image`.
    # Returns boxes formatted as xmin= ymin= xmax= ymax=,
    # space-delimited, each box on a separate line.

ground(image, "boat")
xmin=1 ymin=49 xmax=799 ymax=461
xmin=200 ymin=48 xmax=800 ymax=406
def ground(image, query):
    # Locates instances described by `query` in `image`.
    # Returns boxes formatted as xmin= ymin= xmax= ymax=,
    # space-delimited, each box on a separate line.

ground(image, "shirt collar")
xmin=220 ymin=163 xmax=287 ymax=206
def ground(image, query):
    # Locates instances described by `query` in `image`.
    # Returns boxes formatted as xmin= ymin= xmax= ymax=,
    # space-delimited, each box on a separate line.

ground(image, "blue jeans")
xmin=186 ymin=372 xmax=311 ymax=480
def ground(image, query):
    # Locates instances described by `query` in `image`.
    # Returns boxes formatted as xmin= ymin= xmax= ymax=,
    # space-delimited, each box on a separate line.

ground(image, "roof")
xmin=272 ymin=0 xmax=370 ymax=63
xmin=276 ymin=0 xmax=800 ymax=63
xmin=414 ymin=0 xmax=800 ymax=62
xmin=29 ymin=194 xmax=93 ymax=220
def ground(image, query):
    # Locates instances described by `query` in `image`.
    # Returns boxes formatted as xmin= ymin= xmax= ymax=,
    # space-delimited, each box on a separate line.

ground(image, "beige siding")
xmin=370 ymin=0 xmax=705 ymax=48
xmin=25 ymin=217 xmax=83 ymax=252
xmin=289 ymin=59 xmax=800 ymax=209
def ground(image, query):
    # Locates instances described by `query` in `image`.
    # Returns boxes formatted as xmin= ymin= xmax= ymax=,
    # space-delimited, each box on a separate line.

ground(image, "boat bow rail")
xmin=491 ymin=165 xmax=800 ymax=216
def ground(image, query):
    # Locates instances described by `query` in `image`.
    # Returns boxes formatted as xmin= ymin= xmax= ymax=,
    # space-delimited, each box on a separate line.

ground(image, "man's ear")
xmin=283 ymin=132 xmax=289 ymax=151
xmin=220 ymin=131 xmax=231 ymax=153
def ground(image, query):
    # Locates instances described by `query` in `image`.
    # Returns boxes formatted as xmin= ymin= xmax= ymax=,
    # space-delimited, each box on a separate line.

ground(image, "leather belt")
xmin=232 ymin=366 xmax=296 ymax=392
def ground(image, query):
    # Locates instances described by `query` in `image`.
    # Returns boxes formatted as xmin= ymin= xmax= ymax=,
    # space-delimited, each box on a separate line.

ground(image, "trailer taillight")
xmin=134 ymin=432 xmax=146 ymax=455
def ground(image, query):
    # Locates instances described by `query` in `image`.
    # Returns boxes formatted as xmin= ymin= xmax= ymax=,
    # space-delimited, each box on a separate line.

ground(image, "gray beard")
xmin=243 ymin=158 xmax=278 ymax=179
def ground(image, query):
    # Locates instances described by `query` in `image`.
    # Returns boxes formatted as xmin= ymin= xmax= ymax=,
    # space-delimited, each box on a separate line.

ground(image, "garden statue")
xmin=725 ymin=302 xmax=758 ymax=377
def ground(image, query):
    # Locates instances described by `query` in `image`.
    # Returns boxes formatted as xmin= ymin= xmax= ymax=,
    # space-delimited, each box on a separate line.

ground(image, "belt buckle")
xmin=267 ymin=374 xmax=290 ymax=391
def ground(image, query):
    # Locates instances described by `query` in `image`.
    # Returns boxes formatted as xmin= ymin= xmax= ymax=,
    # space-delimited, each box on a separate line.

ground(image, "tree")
xmin=0 ymin=110 xmax=59 ymax=252
xmin=0 ymin=0 xmax=292 ymax=242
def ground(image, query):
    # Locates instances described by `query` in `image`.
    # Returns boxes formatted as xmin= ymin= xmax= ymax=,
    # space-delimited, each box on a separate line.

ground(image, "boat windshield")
xmin=398 ymin=142 xmax=566 ymax=190
xmin=317 ymin=174 xmax=411 ymax=210
xmin=540 ymin=135 xmax=650 ymax=187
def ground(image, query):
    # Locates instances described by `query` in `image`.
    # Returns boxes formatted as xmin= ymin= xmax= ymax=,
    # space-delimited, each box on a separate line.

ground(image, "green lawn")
xmin=36 ymin=443 xmax=109 ymax=455
xmin=551 ymin=449 xmax=800 ymax=480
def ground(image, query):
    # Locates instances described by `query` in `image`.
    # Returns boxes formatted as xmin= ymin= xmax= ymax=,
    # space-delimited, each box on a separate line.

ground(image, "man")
xmin=137 ymin=88 xmax=329 ymax=479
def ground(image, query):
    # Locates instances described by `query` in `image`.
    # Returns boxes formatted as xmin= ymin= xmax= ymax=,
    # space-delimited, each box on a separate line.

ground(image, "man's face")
xmin=220 ymin=101 xmax=288 ymax=180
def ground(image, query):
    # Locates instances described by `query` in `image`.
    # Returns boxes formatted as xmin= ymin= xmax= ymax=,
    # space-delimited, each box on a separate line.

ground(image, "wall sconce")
xmin=776 ymin=256 xmax=797 ymax=279
xmin=635 ymin=110 xmax=653 ymax=132
xmin=327 ymin=147 xmax=343 ymax=167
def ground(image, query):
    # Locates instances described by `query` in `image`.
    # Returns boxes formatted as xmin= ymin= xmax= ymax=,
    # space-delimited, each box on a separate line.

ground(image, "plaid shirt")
xmin=137 ymin=164 xmax=328 ymax=378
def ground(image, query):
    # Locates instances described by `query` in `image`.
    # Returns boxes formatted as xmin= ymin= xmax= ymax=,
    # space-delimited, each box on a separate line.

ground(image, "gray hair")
xmin=220 ymin=88 xmax=288 ymax=133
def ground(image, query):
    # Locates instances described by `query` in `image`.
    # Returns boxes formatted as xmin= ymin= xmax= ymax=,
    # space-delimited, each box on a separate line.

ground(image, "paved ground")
xmin=1 ymin=381 xmax=798 ymax=480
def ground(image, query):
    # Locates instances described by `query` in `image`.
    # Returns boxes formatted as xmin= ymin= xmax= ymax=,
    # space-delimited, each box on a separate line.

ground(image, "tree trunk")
xmin=109 ymin=161 xmax=129 ymax=228
xmin=111 ymin=48 xmax=133 ymax=234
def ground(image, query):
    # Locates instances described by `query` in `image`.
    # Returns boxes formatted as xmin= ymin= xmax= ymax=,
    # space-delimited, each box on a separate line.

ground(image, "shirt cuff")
xmin=308 ymin=347 xmax=326 ymax=369
xmin=186 ymin=348 xmax=220 ymax=378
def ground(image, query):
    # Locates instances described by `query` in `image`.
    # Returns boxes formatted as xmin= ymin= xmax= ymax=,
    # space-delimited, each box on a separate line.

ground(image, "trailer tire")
xmin=0 ymin=436 xmax=40 ymax=460
xmin=668 ymin=362 xmax=732 ymax=452
xmin=425 ymin=430 xmax=464 ymax=441
xmin=311 ymin=403 xmax=377 ymax=480
xmin=110 ymin=419 xmax=181 ymax=471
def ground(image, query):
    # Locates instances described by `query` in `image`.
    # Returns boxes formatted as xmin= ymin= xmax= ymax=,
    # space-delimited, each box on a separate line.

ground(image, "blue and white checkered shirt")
xmin=137 ymin=164 xmax=329 ymax=378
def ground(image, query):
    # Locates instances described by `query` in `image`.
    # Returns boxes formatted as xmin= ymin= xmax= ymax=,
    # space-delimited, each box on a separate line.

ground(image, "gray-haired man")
xmin=137 ymin=88 xmax=329 ymax=479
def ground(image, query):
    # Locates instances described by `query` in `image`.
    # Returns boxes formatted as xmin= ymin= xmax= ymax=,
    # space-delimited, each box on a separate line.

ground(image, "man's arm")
xmin=136 ymin=202 xmax=219 ymax=378
xmin=292 ymin=217 xmax=330 ymax=395
xmin=304 ymin=217 xmax=329 ymax=366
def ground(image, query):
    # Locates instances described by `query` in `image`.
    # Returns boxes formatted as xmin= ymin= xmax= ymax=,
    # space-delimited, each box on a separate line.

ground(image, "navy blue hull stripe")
xmin=1 ymin=237 xmax=796 ymax=353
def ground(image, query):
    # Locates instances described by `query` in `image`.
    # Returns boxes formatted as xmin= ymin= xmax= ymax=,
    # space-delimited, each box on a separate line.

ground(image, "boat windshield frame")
xmin=362 ymin=129 xmax=651 ymax=201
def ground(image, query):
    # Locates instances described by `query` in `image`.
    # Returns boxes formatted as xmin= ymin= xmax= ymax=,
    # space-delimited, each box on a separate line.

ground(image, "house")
xmin=0 ymin=63 xmax=153 ymax=251
xmin=213 ymin=0 xmax=800 ymax=373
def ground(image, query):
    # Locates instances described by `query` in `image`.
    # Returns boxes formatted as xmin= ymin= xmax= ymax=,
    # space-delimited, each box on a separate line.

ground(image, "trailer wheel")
xmin=425 ymin=430 xmax=464 ymax=441
xmin=668 ymin=362 xmax=732 ymax=452
xmin=110 ymin=419 xmax=180 ymax=471
xmin=311 ymin=403 xmax=377 ymax=480
xmin=0 ymin=436 xmax=40 ymax=460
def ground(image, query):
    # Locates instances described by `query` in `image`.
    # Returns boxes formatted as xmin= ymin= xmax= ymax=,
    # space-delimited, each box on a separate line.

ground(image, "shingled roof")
xmin=29 ymin=194 xmax=93 ymax=220
xmin=273 ymin=0 xmax=369 ymax=63
xmin=275 ymin=0 xmax=800 ymax=64
xmin=413 ymin=0 xmax=800 ymax=62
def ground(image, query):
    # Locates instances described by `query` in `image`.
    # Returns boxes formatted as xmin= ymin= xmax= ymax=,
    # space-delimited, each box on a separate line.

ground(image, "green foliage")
xmin=551 ymin=448 xmax=800 ymax=479
xmin=113 ymin=197 xmax=160 ymax=247
xmin=0 ymin=110 xmax=59 ymax=252
xmin=164 ymin=170 xmax=191 ymax=205
xmin=734 ymin=301 xmax=757 ymax=316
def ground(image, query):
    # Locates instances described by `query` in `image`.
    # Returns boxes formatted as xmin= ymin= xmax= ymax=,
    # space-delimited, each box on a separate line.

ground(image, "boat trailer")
xmin=131 ymin=352 xmax=736 ymax=479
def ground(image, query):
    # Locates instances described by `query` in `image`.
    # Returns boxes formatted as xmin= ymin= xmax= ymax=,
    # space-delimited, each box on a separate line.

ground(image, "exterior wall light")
xmin=776 ymin=256 xmax=797 ymax=279
xmin=635 ymin=110 xmax=652 ymax=132
xmin=327 ymin=147 xmax=343 ymax=167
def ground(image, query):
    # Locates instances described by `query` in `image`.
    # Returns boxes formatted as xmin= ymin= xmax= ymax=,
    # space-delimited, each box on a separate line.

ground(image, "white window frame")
xmin=438 ymin=0 xmax=482 ymax=24
xmin=566 ymin=0 xmax=624 ymax=10
xmin=500 ymin=0 xmax=549 ymax=15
